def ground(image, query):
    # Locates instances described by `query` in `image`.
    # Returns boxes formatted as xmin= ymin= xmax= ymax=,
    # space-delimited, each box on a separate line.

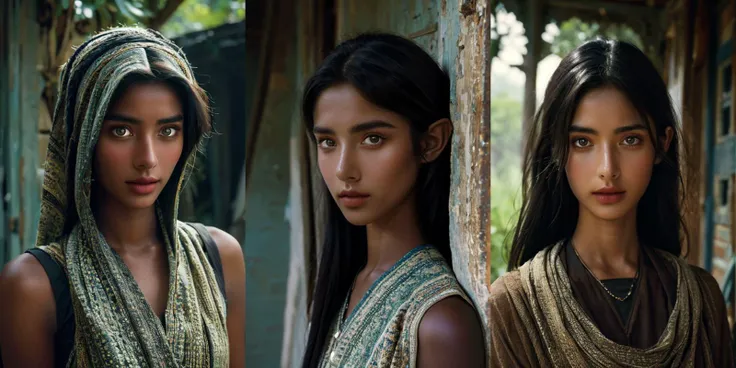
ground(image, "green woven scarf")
xmin=34 ymin=27 xmax=228 ymax=367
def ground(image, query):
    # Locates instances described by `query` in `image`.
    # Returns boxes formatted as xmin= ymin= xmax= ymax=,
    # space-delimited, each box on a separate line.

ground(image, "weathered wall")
xmin=442 ymin=0 xmax=492 ymax=345
xmin=0 ymin=0 xmax=43 ymax=265
xmin=243 ymin=1 xmax=299 ymax=367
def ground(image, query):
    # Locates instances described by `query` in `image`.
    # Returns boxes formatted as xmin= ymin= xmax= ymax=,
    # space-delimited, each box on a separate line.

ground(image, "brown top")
xmin=489 ymin=242 xmax=734 ymax=367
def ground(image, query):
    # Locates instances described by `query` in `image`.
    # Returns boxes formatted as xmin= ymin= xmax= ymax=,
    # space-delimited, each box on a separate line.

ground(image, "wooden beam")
xmin=522 ymin=0 xmax=543 ymax=154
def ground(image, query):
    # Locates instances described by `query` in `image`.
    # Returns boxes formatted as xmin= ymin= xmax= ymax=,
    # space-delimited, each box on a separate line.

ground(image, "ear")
xmin=655 ymin=126 xmax=674 ymax=164
xmin=419 ymin=118 xmax=453 ymax=163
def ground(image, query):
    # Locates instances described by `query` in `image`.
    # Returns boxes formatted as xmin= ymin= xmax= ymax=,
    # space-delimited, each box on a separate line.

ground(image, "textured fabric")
xmin=23 ymin=224 xmax=227 ymax=368
xmin=318 ymin=245 xmax=471 ymax=368
xmin=490 ymin=241 xmax=733 ymax=368
xmin=31 ymin=27 xmax=228 ymax=367
xmin=562 ymin=240 xmax=675 ymax=349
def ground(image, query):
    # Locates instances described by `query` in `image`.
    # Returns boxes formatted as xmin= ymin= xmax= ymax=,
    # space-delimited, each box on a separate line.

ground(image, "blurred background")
xmin=490 ymin=0 xmax=736 ymax=337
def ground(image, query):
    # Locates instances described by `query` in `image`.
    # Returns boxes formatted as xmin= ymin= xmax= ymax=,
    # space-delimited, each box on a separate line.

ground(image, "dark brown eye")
xmin=112 ymin=127 xmax=131 ymax=137
xmin=318 ymin=138 xmax=336 ymax=148
xmin=161 ymin=127 xmax=179 ymax=137
xmin=573 ymin=138 xmax=590 ymax=148
xmin=363 ymin=135 xmax=383 ymax=145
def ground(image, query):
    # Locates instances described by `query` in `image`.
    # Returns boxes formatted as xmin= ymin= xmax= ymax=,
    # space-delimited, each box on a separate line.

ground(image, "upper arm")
xmin=0 ymin=254 xmax=56 ymax=367
xmin=207 ymin=227 xmax=245 ymax=368
xmin=416 ymin=296 xmax=486 ymax=368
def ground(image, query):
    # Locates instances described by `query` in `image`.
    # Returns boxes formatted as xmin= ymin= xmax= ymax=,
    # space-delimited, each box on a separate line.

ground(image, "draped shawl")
xmin=490 ymin=241 xmax=729 ymax=368
xmin=33 ymin=27 xmax=228 ymax=367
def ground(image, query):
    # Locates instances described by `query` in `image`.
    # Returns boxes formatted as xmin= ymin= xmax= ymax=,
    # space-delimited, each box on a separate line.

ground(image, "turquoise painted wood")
xmin=20 ymin=0 xmax=42 ymax=255
xmin=708 ymin=30 xmax=735 ymax=276
xmin=0 ymin=0 xmax=42 ymax=266
xmin=244 ymin=4 xmax=298 ymax=366
xmin=0 ymin=0 xmax=8 ymax=265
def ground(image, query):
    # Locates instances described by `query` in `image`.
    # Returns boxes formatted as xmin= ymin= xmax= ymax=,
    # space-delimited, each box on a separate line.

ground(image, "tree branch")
xmin=146 ymin=0 xmax=184 ymax=30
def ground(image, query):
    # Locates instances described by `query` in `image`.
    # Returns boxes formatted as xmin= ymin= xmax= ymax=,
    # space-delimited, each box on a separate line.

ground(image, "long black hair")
xmin=300 ymin=33 xmax=453 ymax=367
xmin=508 ymin=39 xmax=689 ymax=270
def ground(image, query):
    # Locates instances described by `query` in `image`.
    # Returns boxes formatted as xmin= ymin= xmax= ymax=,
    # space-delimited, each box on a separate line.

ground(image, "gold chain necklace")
xmin=572 ymin=242 xmax=639 ymax=302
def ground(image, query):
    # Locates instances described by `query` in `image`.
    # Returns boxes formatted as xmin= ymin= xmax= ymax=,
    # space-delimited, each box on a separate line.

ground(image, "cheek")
xmin=159 ymin=141 xmax=184 ymax=167
xmin=565 ymin=154 xmax=592 ymax=189
xmin=95 ymin=140 xmax=130 ymax=175
xmin=369 ymin=144 xmax=418 ymax=183
xmin=622 ymin=152 xmax=655 ymax=186
xmin=317 ymin=154 xmax=336 ymax=182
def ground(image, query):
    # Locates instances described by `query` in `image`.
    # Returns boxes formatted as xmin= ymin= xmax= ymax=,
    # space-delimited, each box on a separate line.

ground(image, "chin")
xmin=585 ymin=204 xmax=636 ymax=222
xmin=119 ymin=196 xmax=158 ymax=210
xmin=339 ymin=209 xmax=376 ymax=226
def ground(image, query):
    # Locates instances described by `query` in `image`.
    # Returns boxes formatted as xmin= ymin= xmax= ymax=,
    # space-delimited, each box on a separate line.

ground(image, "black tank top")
xmin=1 ymin=222 xmax=226 ymax=368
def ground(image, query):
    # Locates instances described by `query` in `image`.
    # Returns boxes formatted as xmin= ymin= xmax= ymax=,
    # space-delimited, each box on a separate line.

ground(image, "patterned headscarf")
xmin=35 ymin=26 xmax=228 ymax=367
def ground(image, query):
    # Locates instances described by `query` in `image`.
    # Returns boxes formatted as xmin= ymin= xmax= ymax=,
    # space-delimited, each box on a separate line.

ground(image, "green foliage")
xmin=491 ymin=165 xmax=522 ymax=281
xmin=490 ymin=94 xmax=523 ymax=281
xmin=60 ymin=0 xmax=155 ymax=25
xmin=55 ymin=0 xmax=243 ymax=34
xmin=549 ymin=17 xmax=644 ymax=58
xmin=160 ymin=0 xmax=245 ymax=38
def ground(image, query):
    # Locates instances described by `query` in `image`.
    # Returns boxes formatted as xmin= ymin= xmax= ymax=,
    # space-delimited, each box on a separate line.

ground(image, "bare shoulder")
xmin=0 ymin=253 xmax=55 ymax=312
xmin=205 ymin=226 xmax=243 ymax=259
xmin=205 ymin=227 xmax=246 ymax=367
xmin=204 ymin=226 xmax=245 ymax=297
xmin=417 ymin=296 xmax=485 ymax=367
xmin=0 ymin=254 xmax=56 ymax=368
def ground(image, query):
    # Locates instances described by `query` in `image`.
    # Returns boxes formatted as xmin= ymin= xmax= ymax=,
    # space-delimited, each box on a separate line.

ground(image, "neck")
xmin=361 ymin=193 xmax=425 ymax=279
xmin=94 ymin=194 xmax=161 ymax=254
xmin=571 ymin=206 xmax=639 ymax=277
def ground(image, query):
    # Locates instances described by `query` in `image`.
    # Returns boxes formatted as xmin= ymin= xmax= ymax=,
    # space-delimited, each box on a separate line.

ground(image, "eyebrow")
xmin=313 ymin=120 xmax=396 ymax=135
xmin=104 ymin=113 xmax=184 ymax=124
xmin=569 ymin=123 xmax=648 ymax=135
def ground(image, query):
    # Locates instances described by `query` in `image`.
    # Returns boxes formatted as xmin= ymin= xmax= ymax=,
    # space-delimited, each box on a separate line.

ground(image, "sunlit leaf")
xmin=113 ymin=0 xmax=138 ymax=20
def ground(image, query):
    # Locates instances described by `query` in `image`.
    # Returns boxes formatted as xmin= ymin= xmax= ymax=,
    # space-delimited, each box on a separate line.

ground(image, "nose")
xmin=133 ymin=136 xmax=158 ymax=170
xmin=597 ymin=143 xmax=620 ymax=180
xmin=335 ymin=146 xmax=359 ymax=182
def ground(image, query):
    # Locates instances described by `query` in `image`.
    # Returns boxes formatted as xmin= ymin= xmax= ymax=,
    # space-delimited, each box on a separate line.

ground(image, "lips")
xmin=338 ymin=190 xmax=370 ymax=208
xmin=592 ymin=187 xmax=626 ymax=205
xmin=126 ymin=177 xmax=160 ymax=195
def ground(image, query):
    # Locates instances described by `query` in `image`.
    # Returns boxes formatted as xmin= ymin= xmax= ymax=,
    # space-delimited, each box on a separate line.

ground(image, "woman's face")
xmin=565 ymin=86 xmax=673 ymax=222
xmin=313 ymin=83 xmax=421 ymax=226
xmin=94 ymin=81 xmax=185 ymax=211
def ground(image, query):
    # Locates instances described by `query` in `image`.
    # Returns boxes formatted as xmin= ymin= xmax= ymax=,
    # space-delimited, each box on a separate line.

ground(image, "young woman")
xmin=489 ymin=39 xmax=734 ymax=367
xmin=300 ymin=33 xmax=486 ymax=368
xmin=0 ymin=27 xmax=245 ymax=367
